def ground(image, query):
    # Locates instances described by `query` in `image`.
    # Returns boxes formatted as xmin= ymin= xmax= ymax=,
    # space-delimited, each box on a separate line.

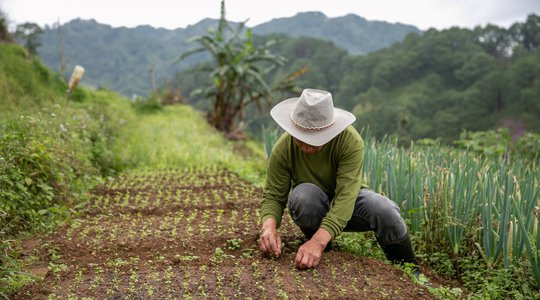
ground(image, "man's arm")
xmin=319 ymin=131 xmax=364 ymax=239
xmin=259 ymin=134 xmax=291 ymax=256
xmin=295 ymin=129 xmax=364 ymax=269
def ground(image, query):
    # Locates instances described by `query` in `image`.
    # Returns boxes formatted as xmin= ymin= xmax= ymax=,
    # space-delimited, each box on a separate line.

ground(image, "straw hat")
xmin=270 ymin=89 xmax=356 ymax=146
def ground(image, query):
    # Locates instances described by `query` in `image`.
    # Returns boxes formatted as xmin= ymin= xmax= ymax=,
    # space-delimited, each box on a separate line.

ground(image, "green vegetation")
xmin=114 ymin=105 xmax=266 ymax=183
xmin=0 ymin=42 xmax=136 ymax=294
xmin=14 ymin=23 xmax=43 ymax=55
xmin=360 ymin=133 xmax=540 ymax=298
xmin=175 ymin=34 xmax=349 ymax=133
xmin=0 ymin=10 xmax=11 ymax=42
xmin=341 ymin=17 xmax=540 ymax=143
xmin=0 ymin=43 xmax=131 ymax=233
xmin=177 ymin=14 xmax=540 ymax=143
xmin=455 ymin=128 xmax=540 ymax=161
xmin=179 ymin=0 xmax=290 ymax=134
xmin=2 ymin=6 xmax=540 ymax=298
xmin=0 ymin=41 xmax=266 ymax=295
xmin=36 ymin=12 xmax=419 ymax=98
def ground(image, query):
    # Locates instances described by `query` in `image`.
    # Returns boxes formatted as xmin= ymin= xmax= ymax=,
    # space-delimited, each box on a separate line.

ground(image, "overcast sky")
xmin=1 ymin=0 xmax=539 ymax=31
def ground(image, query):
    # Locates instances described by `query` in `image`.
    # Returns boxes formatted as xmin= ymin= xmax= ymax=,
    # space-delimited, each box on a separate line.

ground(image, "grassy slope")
xmin=0 ymin=44 xmax=66 ymax=112
xmin=1 ymin=43 xmax=267 ymax=294
xmin=116 ymin=105 xmax=267 ymax=185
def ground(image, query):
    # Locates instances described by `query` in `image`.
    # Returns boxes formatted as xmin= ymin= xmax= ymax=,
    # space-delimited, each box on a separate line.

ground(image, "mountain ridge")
xmin=252 ymin=11 xmax=421 ymax=54
xmin=37 ymin=12 xmax=420 ymax=96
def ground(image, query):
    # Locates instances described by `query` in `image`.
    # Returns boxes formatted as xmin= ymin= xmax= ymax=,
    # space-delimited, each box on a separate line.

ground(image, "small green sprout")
xmin=226 ymin=238 xmax=243 ymax=250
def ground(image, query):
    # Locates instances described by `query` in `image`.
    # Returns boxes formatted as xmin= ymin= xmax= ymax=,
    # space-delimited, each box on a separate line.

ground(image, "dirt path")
xmin=14 ymin=168 xmax=438 ymax=299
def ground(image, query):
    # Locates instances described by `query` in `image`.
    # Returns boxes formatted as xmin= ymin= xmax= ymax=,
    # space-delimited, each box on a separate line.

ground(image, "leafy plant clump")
xmin=360 ymin=134 xmax=540 ymax=297
xmin=0 ymin=43 xmax=137 ymax=294
xmin=455 ymin=128 xmax=540 ymax=161
xmin=179 ymin=0 xmax=300 ymax=135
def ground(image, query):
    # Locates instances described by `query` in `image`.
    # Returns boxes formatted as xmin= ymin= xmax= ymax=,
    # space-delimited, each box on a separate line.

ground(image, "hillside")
xmin=1 ymin=43 xmax=452 ymax=298
xmin=3 ymin=40 xmax=539 ymax=299
xmin=172 ymin=15 xmax=540 ymax=143
xmin=36 ymin=14 xmax=419 ymax=97
xmin=0 ymin=44 xmax=66 ymax=112
xmin=253 ymin=11 xmax=421 ymax=55
xmin=335 ymin=22 xmax=540 ymax=142
xmin=37 ymin=18 xmax=212 ymax=97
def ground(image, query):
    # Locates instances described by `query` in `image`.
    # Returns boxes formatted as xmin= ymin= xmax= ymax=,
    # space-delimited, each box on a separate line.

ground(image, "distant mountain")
xmin=253 ymin=12 xmax=421 ymax=55
xmin=38 ymin=18 xmax=218 ymax=97
xmin=37 ymin=13 xmax=420 ymax=97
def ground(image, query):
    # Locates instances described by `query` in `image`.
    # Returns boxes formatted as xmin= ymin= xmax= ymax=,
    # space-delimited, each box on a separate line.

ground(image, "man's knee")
xmin=359 ymin=190 xmax=407 ymax=240
xmin=288 ymin=183 xmax=329 ymax=231
xmin=288 ymin=183 xmax=328 ymax=214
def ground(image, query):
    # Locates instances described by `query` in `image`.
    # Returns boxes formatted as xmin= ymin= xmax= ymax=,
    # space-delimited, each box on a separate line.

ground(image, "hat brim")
xmin=270 ymin=97 xmax=356 ymax=146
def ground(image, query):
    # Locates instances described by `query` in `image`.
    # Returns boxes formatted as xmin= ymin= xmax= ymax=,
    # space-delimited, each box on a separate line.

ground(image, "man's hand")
xmin=295 ymin=228 xmax=332 ymax=269
xmin=258 ymin=218 xmax=282 ymax=257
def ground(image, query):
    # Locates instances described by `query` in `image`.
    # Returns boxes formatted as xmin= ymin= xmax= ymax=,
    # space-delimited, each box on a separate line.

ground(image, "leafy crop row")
xmin=363 ymin=135 xmax=540 ymax=296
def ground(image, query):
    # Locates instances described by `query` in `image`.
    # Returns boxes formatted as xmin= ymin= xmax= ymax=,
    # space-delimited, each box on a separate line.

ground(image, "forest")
xmin=174 ymin=14 xmax=540 ymax=143
xmin=35 ymin=13 xmax=419 ymax=97
xmin=30 ymin=12 xmax=540 ymax=143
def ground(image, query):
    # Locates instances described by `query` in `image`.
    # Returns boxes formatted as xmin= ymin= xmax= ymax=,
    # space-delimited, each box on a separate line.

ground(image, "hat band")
xmin=290 ymin=113 xmax=336 ymax=131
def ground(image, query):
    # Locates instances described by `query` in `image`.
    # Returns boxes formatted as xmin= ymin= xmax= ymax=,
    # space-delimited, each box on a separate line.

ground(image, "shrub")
xmin=0 ymin=112 xmax=96 ymax=237
xmin=454 ymin=128 xmax=540 ymax=161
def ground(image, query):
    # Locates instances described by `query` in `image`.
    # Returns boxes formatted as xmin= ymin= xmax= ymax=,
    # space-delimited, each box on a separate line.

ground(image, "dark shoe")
xmin=380 ymin=235 xmax=419 ymax=265
xmin=412 ymin=267 xmax=431 ymax=287
xmin=380 ymin=235 xmax=430 ymax=287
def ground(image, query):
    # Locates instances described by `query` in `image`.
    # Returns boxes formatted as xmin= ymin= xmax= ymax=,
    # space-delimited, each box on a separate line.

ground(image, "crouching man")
xmin=258 ymin=89 xmax=419 ymax=270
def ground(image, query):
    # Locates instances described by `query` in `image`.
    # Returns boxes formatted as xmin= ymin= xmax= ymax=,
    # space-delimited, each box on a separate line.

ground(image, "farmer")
xmin=258 ymin=88 xmax=420 ymax=270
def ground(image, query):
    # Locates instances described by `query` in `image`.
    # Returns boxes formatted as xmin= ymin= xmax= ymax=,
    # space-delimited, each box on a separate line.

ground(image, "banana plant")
xmin=178 ymin=0 xmax=297 ymax=135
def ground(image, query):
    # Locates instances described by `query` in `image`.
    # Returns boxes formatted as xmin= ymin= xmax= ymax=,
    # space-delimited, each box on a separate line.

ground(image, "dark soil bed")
xmin=13 ymin=168 xmax=448 ymax=299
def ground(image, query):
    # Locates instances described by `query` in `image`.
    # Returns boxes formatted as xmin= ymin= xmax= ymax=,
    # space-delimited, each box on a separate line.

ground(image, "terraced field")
xmin=14 ymin=168 xmax=437 ymax=299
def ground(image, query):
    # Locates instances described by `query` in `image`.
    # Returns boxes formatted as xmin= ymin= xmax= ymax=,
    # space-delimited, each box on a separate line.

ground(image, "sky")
xmin=1 ymin=0 xmax=539 ymax=31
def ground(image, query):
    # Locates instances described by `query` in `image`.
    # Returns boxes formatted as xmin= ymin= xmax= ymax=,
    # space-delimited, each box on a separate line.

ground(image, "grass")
xmin=0 ymin=44 xmax=65 ymax=113
xmin=0 ymin=43 xmax=137 ymax=295
xmin=114 ymin=105 xmax=267 ymax=185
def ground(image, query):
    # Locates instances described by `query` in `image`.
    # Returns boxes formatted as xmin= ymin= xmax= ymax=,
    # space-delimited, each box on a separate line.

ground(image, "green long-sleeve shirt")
xmin=261 ymin=126 xmax=365 ymax=239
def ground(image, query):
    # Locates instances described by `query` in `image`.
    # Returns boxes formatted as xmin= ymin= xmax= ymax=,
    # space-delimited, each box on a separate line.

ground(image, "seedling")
xmin=226 ymin=238 xmax=243 ymax=250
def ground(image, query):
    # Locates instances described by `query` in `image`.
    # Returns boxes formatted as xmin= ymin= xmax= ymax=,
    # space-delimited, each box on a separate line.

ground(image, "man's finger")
xmin=265 ymin=234 xmax=275 ymax=255
xmin=263 ymin=237 xmax=272 ymax=253
xmin=276 ymin=235 xmax=282 ymax=254
xmin=301 ymin=253 xmax=311 ymax=269
xmin=312 ymin=256 xmax=320 ymax=268
xmin=258 ymin=238 xmax=266 ymax=252
xmin=295 ymin=249 xmax=305 ymax=268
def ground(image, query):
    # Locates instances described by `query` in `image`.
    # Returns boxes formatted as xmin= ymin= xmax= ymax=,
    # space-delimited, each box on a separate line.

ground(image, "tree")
xmin=0 ymin=10 xmax=11 ymax=42
xmin=476 ymin=24 xmax=514 ymax=59
xmin=14 ymin=22 xmax=43 ymax=55
xmin=518 ymin=14 xmax=540 ymax=52
xmin=179 ymin=0 xmax=289 ymax=134
xmin=53 ymin=19 xmax=67 ymax=76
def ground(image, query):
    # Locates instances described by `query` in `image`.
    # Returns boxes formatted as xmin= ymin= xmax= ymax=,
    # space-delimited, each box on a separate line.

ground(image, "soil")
xmin=13 ymin=168 xmax=453 ymax=299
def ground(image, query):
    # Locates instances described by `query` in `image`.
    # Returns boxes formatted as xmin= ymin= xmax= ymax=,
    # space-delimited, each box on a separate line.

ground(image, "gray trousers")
xmin=288 ymin=183 xmax=408 ymax=246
